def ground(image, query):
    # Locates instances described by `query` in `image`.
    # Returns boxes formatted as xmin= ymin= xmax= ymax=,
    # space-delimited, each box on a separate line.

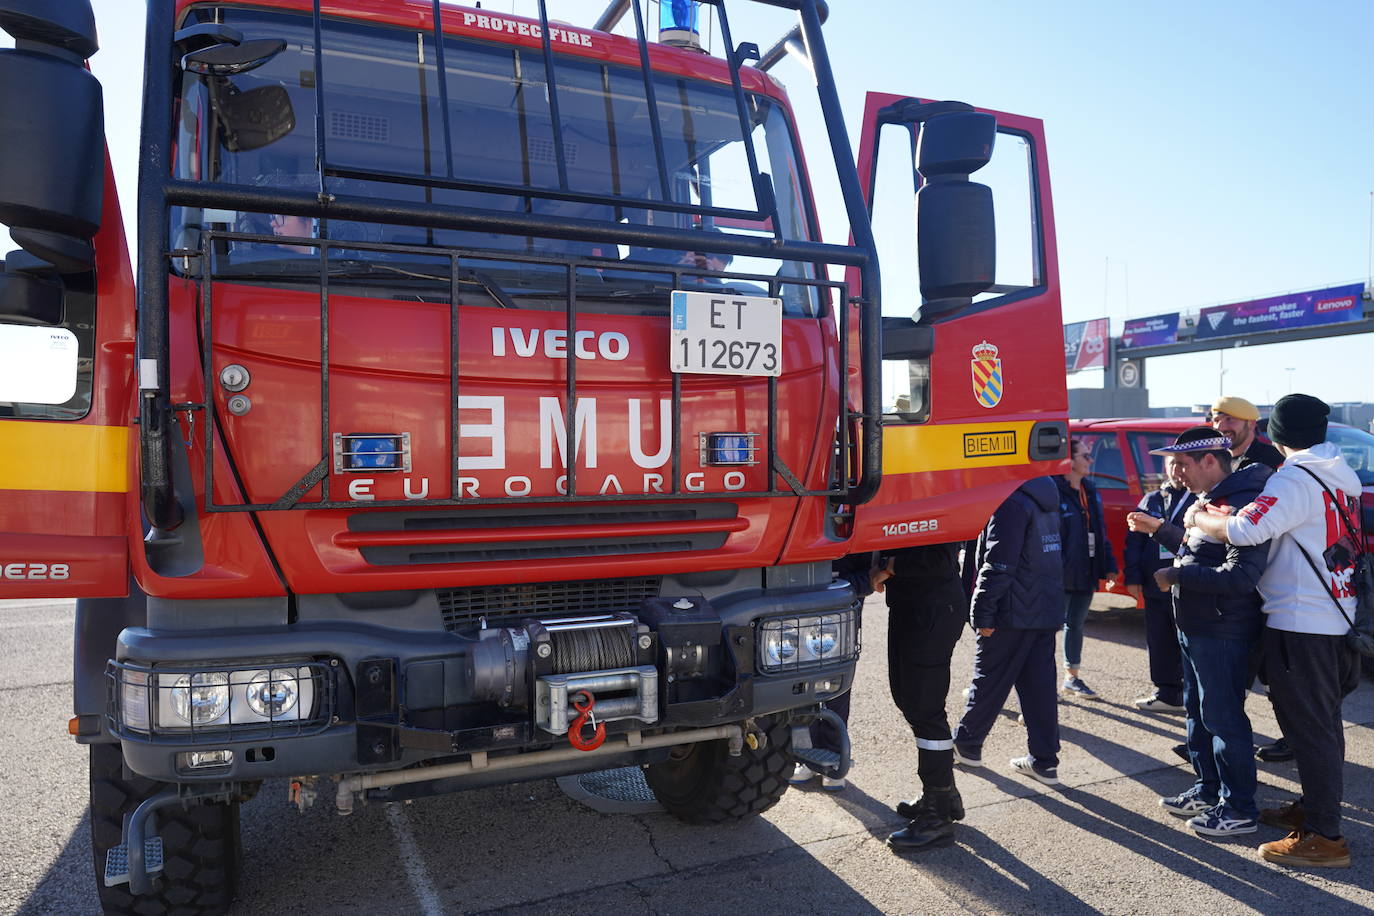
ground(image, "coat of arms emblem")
xmin=971 ymin=341 xmax=1003 ymax=408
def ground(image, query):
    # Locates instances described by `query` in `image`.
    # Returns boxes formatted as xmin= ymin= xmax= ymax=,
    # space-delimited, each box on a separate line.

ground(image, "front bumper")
xmin=109 ymin=583 xmax=860 ymax=784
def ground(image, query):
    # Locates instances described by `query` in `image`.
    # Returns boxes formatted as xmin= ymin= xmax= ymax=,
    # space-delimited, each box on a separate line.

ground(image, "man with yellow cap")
xmin=1210 ymin=396 xmax=1282 ymax=473
xmin=1211 ymin=396 xmax=1290 ymax=762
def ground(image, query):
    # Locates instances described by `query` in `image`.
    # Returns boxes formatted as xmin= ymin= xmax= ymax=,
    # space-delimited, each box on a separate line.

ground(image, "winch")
xmin=465 ymin=614 xmax=659 ymax=741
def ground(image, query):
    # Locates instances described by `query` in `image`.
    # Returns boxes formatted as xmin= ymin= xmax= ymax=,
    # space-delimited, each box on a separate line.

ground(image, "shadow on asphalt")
xmin=20 ymin=774 xmax=888 ymax=915
xmin=1041 ymin=781 xmax=1372 ymax=901
xmin=799 ymin=774 xmax=1101 ymax=915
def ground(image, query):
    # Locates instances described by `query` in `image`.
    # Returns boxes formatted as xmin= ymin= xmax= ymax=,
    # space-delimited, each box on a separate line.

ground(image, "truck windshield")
xmin=173 ymin=7 xmax=821 ymax=316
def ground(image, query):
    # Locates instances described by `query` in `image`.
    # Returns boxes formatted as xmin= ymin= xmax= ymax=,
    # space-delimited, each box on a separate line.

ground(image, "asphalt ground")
xmin=3 ymin=593 xmax=1373 ymax=916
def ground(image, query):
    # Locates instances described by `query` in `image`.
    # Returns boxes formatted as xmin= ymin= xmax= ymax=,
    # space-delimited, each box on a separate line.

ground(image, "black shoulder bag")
xmin=1291 ymin=465 xmax=1374 ymax=657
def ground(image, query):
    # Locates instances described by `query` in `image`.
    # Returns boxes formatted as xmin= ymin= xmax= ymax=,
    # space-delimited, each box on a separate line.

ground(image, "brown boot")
xmin=1258 ymin=800 xmax=1305 ymax=832
xmin=1258 ymin=831 xmax=1351 ymax=868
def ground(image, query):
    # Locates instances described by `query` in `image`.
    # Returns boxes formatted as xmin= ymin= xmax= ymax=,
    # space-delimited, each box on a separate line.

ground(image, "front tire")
xmin=644 ymin=716 xmax=793 ymax=824
xmin=88 ymin=743 xmax=241 ymax=915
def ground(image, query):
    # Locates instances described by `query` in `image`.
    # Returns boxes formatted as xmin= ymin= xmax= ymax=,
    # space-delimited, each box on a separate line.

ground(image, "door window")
xmin=1075 ymin=433 xmax=1128 ymax=490
xmin=1128 ymin=431 xmax=1177 ymax=492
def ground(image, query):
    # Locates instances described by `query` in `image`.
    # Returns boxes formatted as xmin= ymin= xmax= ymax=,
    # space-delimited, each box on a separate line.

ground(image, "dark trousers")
xmin=886 ymin=576 xmax=967 ymax=790
xmin=1144 ymin=595 xmax=1184 ymax=704
xmin=1179 ymin=630 xmax=1258 ymax=818
xmin=1264 ymin=627 xmax=1361 ymax=837
xmin=955 ymin=628 xmax=1060 ymax=768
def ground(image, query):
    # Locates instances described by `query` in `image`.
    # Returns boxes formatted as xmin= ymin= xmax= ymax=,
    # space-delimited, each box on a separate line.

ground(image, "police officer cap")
xmin=1149 ymin=425 xmax=1232 ymax=455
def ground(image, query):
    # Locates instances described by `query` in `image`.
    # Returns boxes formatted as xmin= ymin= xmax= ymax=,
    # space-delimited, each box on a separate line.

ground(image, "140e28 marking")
xmin=1 ymin=563 xmax=70 ymax=580
xmin=882 ymin=520 xmax=939 ymax=537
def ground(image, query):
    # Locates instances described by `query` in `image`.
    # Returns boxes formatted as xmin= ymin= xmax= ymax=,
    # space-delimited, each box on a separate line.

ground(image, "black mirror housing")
xmin=912 ymin=107 xmax=997 ymax=321
xmin=182 ymin=38 xmax=285 ymax=76
xmin=917 ymin=110 xmax=995 ymax=178
xmin=0 ymin=265 xmax=63 ymax=325
xmin=0 ymin=0 xmax=98 ymax=60
xmin=0 ymin=48 xmax=104 ymax=249
xmin=917 ymin=179 xmax=994 ymax=317
xmin=881 ymin=316 xmax=934 ymax=360
xmin=217 ymin=85 xmax=296 ymax=152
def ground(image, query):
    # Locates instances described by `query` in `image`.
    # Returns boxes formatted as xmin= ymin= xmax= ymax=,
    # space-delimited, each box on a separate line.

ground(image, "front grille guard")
xmin=135 ymin=0 xmax=883 ymax=531
xmin=753 ymin=603 xmax=860 ymax=675
xmin=185 ymin=230 xmax=852 ymax=513
xmin=105 ymin=658 xmax=338 ymax=744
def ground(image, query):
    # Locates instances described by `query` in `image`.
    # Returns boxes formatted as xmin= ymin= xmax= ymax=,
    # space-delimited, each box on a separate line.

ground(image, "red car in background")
xmin=1069 ymin=417 xmax=1374 ymax=606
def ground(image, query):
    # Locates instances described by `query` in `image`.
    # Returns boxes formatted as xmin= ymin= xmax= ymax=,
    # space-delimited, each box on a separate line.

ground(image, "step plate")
xmin=556 ymin=766 xmax=662 ymax=815
xmin=103 ymin=837 xmax=164 ymax=887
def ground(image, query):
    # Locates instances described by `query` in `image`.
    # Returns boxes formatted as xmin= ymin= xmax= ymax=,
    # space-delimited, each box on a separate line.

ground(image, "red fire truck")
xmin=0 ymin=0 xmax=1065 ymax=910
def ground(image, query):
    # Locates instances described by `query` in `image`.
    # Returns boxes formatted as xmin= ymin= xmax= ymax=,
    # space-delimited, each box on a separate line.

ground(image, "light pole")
xmin=1218 ymin=351 xmax=1228 ymax=399
xmin=1285 ymin=367 xmax=1295 ymax=394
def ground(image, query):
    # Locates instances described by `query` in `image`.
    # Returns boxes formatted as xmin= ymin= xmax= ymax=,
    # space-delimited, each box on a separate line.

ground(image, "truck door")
xmin=0 ymin=5 xmax=132 ymax=598
xmin=845 ymin=92 xmax=1069 ymax=551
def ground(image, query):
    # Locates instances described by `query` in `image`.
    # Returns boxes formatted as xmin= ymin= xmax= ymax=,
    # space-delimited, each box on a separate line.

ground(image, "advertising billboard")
xmin=1196 ymin=283 xmax=1365 ymax=340
xmin=1120 ymin=312 xmax=1180 ymax=348
xmin=1064 ymin=318 xmax=1108 ymax=372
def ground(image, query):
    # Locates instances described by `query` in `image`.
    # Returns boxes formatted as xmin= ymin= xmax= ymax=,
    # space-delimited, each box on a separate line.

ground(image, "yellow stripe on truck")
xmin=883 ymin=420 xmax=1037 ymax=475
xmin=0 ymin=422 xmax=129 ymax=493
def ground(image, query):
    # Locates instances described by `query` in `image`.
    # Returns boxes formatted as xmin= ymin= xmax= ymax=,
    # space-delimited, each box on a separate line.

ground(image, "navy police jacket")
xmin=1055 ymin=476 xmax=1118 ymax=592
xmin=1153 ymin=463 xmax=1271 ymax=641
xmin=968 ymin=477 xmax=1066 ymax=631
xmin=1123 ymin=485 xmax=1194 ymax=589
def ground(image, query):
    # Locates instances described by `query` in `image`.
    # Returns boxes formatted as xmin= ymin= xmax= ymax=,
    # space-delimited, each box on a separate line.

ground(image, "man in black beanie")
xmin=1189 ymin=393 xmax=1363 ymax=868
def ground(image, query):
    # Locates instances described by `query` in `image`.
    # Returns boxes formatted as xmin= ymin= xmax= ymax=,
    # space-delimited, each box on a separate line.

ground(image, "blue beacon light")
xmin=349 ymin=436 xmax=400 ymax=470
xmin=659 ymin=0 xmax=702 ymax=49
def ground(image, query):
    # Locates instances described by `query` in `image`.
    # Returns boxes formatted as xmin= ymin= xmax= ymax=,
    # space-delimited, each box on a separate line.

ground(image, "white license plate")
xmin=669 ymin=290 xmax=782 ymax=377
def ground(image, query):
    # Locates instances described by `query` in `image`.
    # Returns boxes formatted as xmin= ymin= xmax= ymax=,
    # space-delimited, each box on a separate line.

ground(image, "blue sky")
xmin=80 ymin=0 xmax=1374 ymax=410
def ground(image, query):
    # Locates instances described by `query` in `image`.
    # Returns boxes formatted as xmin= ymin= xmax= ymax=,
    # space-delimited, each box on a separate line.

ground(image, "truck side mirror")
xmin=183 ymin=39 xmax=296 ymax=153
xmin=0 ymin=0 xmax=103 ymax=273
xmin=182 ymin=38 xmax=285 ymax=76
xmin=0 ymin=261 xmax=64 ymax=326
xmin=216 ymin=85 xmax=296 ymax=152
xmin=915 ymin=110 xmax=996 ymax=320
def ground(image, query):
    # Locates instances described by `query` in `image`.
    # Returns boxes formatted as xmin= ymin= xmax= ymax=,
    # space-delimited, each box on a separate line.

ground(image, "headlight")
xmin=757 ymin=610 xmax=858 ymax=673
xmin=170 ymin=672 xmax=231 ymax=726
xmin=762 ymin=625 xmax=799 ymax=666
xmin=119 ymin=662 xmax=321 ymax=733
xmin=246 ymin=668 xmax=301 ymax=718
xmin=804 ymin=622 xmax=839 ymax=658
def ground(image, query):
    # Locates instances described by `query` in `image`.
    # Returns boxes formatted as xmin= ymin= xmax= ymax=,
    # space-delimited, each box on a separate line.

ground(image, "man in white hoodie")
xmin=1188 ymin=393 xmax=1362 ymax=869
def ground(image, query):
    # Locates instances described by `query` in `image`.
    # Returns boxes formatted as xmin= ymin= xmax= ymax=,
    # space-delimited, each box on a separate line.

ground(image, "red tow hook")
xmin=567 ymin=689 xmax=606 ymax=751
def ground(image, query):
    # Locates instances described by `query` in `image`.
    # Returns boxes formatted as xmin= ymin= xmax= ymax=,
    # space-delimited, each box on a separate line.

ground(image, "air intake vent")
xmin=330 ymin=110 xmax=390 ymax=143
xmin=347 ymin=503 xmax=739 ymax=566
xmin=528 ymin=135 xmax=577 ymax=167
xmin=437 ymin=576 xmax=661 ymax=631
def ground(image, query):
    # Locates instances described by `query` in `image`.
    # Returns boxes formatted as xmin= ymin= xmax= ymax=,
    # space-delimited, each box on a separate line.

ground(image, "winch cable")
xmin=550 ymin=625 xmax=636 ymax=674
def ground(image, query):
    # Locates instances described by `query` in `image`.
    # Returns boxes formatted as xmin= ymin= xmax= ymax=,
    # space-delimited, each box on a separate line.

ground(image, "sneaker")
xmin=1258 ymin=830 xmax=1350 ymax=868
xmin=789 ymin=763 xmax=817 ymax=785
xmin=1159 ymin=786 xmax=1217 ymax=818
xmin=821 ymin=776 xmax=846 ymax=791
xmin=1188 ymin=804 xmax=1258 ymax=837
xmin=1134 ymin=693 xmax=1186 ymax=713
xmin=1259 ymin=800 xmax=1306 ymax=832
xmin=1255 ymin=738 xmax=1295 ymax=762
xmin=1009 ymin=755 xmax=1060 ymax=786
xmin=953 ymin=743 xmax=983 ymax=768
xmin=1062 ymin=677 xmax=1098 ymax=699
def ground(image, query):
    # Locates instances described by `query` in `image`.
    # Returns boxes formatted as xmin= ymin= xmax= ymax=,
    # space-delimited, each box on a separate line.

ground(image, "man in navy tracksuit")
xmin=1142 ymin=427 xmax=1271 ymax=837
xmin=1124 ymin=456 xmax=1193 ymax=711
xmin=953 ymin=476 xmax=1066 ymax=786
